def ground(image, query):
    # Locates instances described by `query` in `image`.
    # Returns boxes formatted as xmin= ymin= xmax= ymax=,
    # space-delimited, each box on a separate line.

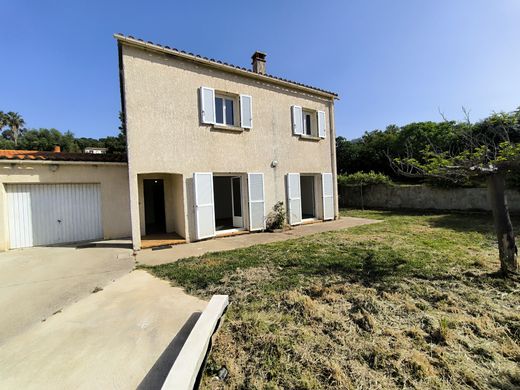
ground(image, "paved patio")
xmin=137 ymin=217 xmax=381 ymax=266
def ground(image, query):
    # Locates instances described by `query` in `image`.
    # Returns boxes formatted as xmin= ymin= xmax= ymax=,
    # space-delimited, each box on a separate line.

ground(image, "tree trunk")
xmin=13 ymin=126 xmax=18 ymax=146
xmin=487 ymin=174 xmax=518 ymax=275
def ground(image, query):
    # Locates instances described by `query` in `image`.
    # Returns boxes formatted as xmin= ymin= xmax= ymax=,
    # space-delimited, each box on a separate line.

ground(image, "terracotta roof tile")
xmin=0 ymin=150 xmax=127 ymax=163
xmin=115 ymin=33 xmax=338 ymax=98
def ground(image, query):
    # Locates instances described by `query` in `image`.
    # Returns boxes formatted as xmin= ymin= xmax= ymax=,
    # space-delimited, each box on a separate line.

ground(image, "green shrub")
xmin=338 ymin=171 xmax=392 ymax=187
xmin=266 ymin=201 xmax=285 ymax=230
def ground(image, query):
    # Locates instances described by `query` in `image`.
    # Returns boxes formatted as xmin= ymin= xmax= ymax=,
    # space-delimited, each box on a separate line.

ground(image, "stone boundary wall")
xmin=339 ymin=184 xmax=520 ymax=212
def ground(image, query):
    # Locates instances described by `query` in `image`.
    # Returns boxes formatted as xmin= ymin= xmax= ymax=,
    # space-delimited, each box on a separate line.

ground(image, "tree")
xmin=118 ymin=110 xmax=126 ymax=136
xmin=0 ymin=112 xmax=14 ymax=149
xmin=0 ymin=110 xmax=128 ymax=154
xmin=97 ymin=111 xmax=127 ymax=154
xmin=390 ymin=109 xmax=519 ymax=276
xmin=0 ymin=111 xmax=6 ymax=129
xmin=335 ymin=122 xmax=465 ymax=181
xmin=19 ymin=128 xmax=64 ymax=151
xmin=4 ymin=112 xmax=25 ymax=146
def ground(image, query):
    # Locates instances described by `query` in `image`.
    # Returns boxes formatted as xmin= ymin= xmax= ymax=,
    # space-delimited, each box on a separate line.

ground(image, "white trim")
xmin=292 ymin=105 xmax=303 ymax=135
xmin=247 ymin=172 xmax=265 ymax=231
xmin=230 ymin=176 xmax=244 ymax=228
xmin=240 ymin=94 xmax=253 ymax=129
xmin=321 ymin=172 xmax=334 ymax=221
xmin=200 ymin=87 xmax=216 ymax=124
xmin=286 ymin=173 xmax=302 ymax=225
xmin=318 ymin=110 xmax=326 ymax=138
xmin=193 ymin=172 xmax=216 ymax=240
xmin=302 ymin=108 xmax=318 ymax=137
xmin=214 ymin=94 xmax=237 ymax=126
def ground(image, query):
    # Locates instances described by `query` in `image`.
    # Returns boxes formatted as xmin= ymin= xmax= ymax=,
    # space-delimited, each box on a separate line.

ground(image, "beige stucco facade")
xmin=118 ymin=36 xmax=339 ymax=250
xmin=0 ymin=162 xmax=131 ymax=251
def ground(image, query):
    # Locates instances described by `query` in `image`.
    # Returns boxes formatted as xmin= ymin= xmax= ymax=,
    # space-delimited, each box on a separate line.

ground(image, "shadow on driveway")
xmin=137 ymin=312 xmax=202 ymax=389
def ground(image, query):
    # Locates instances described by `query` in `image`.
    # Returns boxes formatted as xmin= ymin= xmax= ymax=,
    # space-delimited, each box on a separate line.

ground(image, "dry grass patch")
xmin=146 ymin=209 xmax=520 ymax=389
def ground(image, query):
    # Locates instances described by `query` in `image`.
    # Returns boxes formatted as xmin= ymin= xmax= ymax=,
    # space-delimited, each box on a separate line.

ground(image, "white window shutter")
xmin=318 ymin=111 xmax=326 ymax=138
xmin=193 ymin=172 xmax=216 ymax=240
xmin=200 ymin=87 xmax=215 ymax=124
xmin=286 ymin=173 xmax=302 ymax=225
xmin=291 ymin=105 xmax=303 ymax=135
xmin=240 ymin=94 xmax=253 ymax=129
xmin=248 ymin=173 xmax=265 ymax=231
xmin=321 ymin=173 xmax=334 ymax=221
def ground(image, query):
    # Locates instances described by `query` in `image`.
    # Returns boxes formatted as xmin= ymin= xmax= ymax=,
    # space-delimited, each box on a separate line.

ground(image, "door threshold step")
xmin=301 ymin=219 xmax=321 ymax=225
xmin=216 ymin=230 xmax=250 ymax=238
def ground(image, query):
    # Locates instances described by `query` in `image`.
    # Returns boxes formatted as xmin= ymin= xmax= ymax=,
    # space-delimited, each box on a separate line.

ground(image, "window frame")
xmin=214 ymin=93 xmax=238 ymax=127
xmin=301 ymin=109 xmax=318 ymax=137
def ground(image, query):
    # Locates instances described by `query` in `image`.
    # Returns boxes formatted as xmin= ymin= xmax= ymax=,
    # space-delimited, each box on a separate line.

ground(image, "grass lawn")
xmin=146 ymin=210 xmax=520 ymax=389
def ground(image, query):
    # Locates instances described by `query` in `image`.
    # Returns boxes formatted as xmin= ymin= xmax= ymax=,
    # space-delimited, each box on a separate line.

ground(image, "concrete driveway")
xmin=0 ymin=246 xmax=135 ymax=343
xmin=0 ymin=247 xmax=207 ymax=389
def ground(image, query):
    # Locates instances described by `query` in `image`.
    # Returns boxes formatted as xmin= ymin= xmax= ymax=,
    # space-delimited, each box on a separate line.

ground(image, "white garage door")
xmin=6 ymin=184 xmax=103 ymax=249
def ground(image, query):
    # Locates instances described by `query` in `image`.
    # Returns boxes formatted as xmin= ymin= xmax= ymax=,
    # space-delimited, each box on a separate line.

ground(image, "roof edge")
xmin=114 ymin=33 xmax=339 ymax=100
xmin=0 ymin=149 xmax=127 ymax=164
xmin=0 ymin=159 xmax=127 ymax=166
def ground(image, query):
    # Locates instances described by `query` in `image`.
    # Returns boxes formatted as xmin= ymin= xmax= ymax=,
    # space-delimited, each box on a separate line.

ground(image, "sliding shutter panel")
xmin=292 ymin=105 xmax=303 ymax=135
xmin=240 ymin=94 xmax=253 ymax=129
xmin=193 ymin=172 xmax=216 ymax=240
xmin=286 ymin=173 xmax=302 ymax=225
xmin=248 ymin=173 xmax=265 ymax=231
xmin=321 ymin=173 xmax=334 ymax=220
xmin=318 ymin=111 xmax=326 ymax=138
xmin=200 ymin=87 xmax=216 ymax=124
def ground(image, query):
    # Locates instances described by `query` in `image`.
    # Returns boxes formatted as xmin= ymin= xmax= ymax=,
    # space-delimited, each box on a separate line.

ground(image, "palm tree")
xmin=0 ymin=111 xmax=6 ymax=129
xmin=5 ymin=112 xmax=25 ymax=146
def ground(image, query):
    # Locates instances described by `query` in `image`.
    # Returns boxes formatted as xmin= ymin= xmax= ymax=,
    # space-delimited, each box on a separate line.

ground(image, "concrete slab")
xmin=162 ymin=295 xmax=229 ymax=390
xmin=0 ymin=246 xmax=134 ymax=343
xmin=0 ymin=270 xmax=207 ymax=390
xmin=137 ymin=217 xmax=381 ymax=266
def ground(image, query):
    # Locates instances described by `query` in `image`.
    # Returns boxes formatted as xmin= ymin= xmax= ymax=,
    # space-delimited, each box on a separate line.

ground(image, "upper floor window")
xmin=200 ymin=87 xmax=252 ymax=129
xmin=303 ymin=109 xmax=317 ymax=136
xmin=215 ymin=95 xmax=236 ymax=126
xmin=292 ymin=105 xmax=326 ymax=139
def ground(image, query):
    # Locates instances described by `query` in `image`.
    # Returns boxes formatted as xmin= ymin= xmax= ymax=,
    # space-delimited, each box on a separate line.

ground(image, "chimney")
xmin=251 ymin=51 xmax=267 ymax=75
xmin=53 ymin=145 xmax=61 ymax=153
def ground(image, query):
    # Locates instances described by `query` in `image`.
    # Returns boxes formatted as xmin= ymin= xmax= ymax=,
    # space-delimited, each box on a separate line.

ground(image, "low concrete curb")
xmin=161 ymin=295 xmax=229 ymax=390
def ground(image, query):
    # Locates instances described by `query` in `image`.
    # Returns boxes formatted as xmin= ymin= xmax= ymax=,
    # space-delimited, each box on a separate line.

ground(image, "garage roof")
xmin=0 ymin=150 xmax=127 ymax=163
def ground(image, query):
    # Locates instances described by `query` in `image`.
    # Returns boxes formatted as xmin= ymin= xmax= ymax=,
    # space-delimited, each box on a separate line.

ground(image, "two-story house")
xmin=117 ymin=34 xmax=339 ymax=251
xmin=0 ymin=34 xmax=338 ymax=252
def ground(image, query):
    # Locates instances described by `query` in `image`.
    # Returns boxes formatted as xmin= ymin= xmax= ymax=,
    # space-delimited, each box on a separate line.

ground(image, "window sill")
xmin=211 ymin=124 xmax=246 ymax=132
xmin=299 ymin=134 xmax=322 ymax=141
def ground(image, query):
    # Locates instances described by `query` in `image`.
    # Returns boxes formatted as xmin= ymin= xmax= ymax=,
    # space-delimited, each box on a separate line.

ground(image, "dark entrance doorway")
xmin=300 ymin=175 xmax=316 ymax=219
xmin=143 ymin=179 xmax=166 ymax=234
xmin=213 ymin=176 xmax=244 ymax=231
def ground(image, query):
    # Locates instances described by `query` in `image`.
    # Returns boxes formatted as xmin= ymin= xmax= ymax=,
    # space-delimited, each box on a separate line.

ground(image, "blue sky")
xmin=1 ymin=0 xmax=519 ymax=140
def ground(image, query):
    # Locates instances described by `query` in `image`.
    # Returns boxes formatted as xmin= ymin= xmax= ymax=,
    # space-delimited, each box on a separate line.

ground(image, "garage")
xmin=6 ymin=184 xmax=103 ymax=249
